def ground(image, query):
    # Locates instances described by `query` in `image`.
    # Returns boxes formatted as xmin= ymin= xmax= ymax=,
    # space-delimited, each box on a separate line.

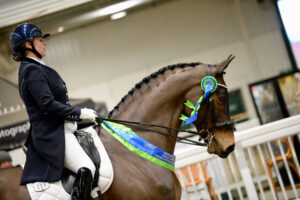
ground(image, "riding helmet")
xmin=9 ymin=23 xmax=49 ymax=60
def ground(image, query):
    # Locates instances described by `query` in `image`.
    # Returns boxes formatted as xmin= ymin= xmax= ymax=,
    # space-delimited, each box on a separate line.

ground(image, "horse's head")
xmin=183 ymin=55 xmax=235 ymax=158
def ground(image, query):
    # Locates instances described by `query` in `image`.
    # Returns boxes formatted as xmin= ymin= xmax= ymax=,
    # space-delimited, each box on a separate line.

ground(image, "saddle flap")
xmin=61 ymin=128 xmax=101 ymax=194
xmin=74 ymin=129 xmax=101 ymax=188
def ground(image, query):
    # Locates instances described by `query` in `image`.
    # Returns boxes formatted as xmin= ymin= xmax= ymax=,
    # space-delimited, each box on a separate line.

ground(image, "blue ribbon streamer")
xmin=184 ymin=111 xmax=198 ymax=124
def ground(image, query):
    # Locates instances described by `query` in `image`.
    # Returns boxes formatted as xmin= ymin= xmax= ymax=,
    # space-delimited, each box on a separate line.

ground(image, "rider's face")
xmin=25 ymin=36 xmax=47 ymax=58
xmin=33 ymin=36 xmax=47 ymax=58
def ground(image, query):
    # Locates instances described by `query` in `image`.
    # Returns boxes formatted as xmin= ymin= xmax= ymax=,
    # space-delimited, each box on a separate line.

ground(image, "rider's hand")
xmin=80 ymin=108 xmax=98 ymax=122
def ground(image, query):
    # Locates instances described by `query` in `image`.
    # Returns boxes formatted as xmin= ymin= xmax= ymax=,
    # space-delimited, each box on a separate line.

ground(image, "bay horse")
xmin=0 ymin=55 xmax=235 ymax=200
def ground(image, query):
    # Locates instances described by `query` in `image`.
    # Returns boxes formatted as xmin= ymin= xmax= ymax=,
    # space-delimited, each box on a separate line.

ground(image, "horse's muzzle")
xmin=207 ymin=139 xmax=235 ymax=158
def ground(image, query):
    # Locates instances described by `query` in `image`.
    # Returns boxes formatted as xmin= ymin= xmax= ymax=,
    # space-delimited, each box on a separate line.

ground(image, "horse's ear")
xmin=216 ymin=55 xmax=235 ymax=74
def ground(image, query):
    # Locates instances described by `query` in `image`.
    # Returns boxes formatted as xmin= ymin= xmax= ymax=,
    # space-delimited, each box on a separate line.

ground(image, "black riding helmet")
xmin=9 ymin=23 xmax=50 ymax=61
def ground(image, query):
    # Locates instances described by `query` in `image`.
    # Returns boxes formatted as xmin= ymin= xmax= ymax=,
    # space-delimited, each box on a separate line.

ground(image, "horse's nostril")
xmin=226 ymin=144 xmax=235 ymax=154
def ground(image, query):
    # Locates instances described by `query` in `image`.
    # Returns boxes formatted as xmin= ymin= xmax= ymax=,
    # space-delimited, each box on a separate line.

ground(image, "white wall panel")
xmin=70 ymin=81 xmax=115 ymax=109
xmin=252 ymin=31 xmax=292 ymax=75
xmin=239 ymin=0 xmax=280 ymax=38
xmin=29 ymin=0 xmax=291 ymax=121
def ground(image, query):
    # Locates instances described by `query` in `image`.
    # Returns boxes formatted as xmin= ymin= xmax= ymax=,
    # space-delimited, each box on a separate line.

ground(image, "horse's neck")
xmin=111 ymin=94 xmax=183 ymax=154
xmin=110 ymin=68 xmax=202 ymax=154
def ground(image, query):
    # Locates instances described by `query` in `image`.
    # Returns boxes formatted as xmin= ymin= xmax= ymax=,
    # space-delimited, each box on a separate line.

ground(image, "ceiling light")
xmin=95 ymin=0 xmax=150 ymax=17
xmin=110 ymin=11 xmax=127 ymax=20
xmin=67 ymin=0 xmax=151 ymax=24
xmin=58 ymin=26 xmax=64 ymax=32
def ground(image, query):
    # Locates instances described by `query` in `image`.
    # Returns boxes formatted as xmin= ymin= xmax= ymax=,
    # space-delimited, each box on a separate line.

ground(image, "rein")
xmin=96 ymin=64 xmax=233 ymax=147
xmin=96 ymin=117 xmax=208 ymax=146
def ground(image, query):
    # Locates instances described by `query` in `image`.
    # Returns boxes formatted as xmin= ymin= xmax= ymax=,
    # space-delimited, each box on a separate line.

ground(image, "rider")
xmin=9 ymin=23 xmax=97 ymax=200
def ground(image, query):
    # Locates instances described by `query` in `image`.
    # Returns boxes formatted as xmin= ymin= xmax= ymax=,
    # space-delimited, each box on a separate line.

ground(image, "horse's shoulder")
xmin=0 ymin=166 xmax=22 ymax=183
xmin=0 ymin=165 xmax=22 ymax=174
xmin=0 ymin=166 xmax=30 ymax=200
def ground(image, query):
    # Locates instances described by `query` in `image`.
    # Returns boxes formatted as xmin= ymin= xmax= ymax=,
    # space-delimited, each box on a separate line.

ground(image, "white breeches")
xmin=64 ymin=121 xmax=96 ymax=177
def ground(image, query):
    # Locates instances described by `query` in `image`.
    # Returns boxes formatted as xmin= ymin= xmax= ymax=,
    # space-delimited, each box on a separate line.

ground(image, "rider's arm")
xmin=25 ymin=65 xmax=81 ymax=121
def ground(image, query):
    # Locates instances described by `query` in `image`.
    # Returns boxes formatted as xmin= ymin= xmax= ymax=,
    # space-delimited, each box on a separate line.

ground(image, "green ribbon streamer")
xmin=184 ymin=100 xmax=195 ymax=110
xmin=180 ymin=95 xmax=204 ymax=121
xmin=179 ymin=114 xmax=188 ymax=121
xmin=101 ymin=121 xmax=175 ymax=171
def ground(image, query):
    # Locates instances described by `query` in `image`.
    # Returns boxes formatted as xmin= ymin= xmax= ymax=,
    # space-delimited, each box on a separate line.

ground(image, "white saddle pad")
xmin=27 ymin=126 xmax=114 ymax=200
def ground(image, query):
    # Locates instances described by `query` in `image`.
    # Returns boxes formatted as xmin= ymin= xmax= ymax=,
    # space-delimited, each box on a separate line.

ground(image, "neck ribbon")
xmin=179 ymin=76 xmax=218 ymax=125
xmin=101 ymin=121 xmax=175 ymax=171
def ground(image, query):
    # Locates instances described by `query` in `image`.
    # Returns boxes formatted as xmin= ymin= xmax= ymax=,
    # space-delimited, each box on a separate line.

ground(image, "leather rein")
xmin=95 ymin=65 xmax=233 ymax=147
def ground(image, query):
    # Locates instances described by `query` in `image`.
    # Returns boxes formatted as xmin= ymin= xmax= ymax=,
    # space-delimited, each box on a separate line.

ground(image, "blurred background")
xmin=1 ymin=0 xmax=300 ymax=199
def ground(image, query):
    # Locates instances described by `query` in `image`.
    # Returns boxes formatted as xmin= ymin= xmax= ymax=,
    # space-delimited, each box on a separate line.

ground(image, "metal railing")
xmin=175 ymin=115 xmax=300 ymax=200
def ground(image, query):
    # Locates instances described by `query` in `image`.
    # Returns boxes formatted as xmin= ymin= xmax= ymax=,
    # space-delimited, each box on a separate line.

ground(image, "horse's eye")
xmin=218 ymin=96 xmax=226 ymax=103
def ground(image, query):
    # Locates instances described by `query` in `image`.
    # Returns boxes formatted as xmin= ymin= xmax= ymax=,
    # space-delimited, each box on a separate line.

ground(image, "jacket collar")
xmin=21 ymin=57 xmax=46 ymax=67
xmin=27 ymin=56 xmax=46 ymax=65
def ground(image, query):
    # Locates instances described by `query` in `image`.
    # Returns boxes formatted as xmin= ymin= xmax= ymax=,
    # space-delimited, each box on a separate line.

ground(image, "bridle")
xmin=95 ymin=65 xmax=233 ymax=147
xmin=195 ymin=64 xmax=233 ymax=146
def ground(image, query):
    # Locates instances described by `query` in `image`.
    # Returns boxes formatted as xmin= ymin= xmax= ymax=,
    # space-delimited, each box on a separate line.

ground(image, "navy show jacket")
xmin=18 ymin=57 xmax=81 ymax=185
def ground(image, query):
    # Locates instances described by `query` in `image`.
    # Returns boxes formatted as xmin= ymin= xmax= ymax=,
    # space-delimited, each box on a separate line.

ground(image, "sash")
xmin=101 ymin=121 xmax=175 ymax=171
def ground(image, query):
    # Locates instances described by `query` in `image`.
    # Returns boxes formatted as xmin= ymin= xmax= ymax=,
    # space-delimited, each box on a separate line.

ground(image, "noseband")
xmin=95 ymin=65 xmax=233 ymax=147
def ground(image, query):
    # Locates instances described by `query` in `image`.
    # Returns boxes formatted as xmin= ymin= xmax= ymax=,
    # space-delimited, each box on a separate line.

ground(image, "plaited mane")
xmin=108 ymin=62 xmax=202 ymax=118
